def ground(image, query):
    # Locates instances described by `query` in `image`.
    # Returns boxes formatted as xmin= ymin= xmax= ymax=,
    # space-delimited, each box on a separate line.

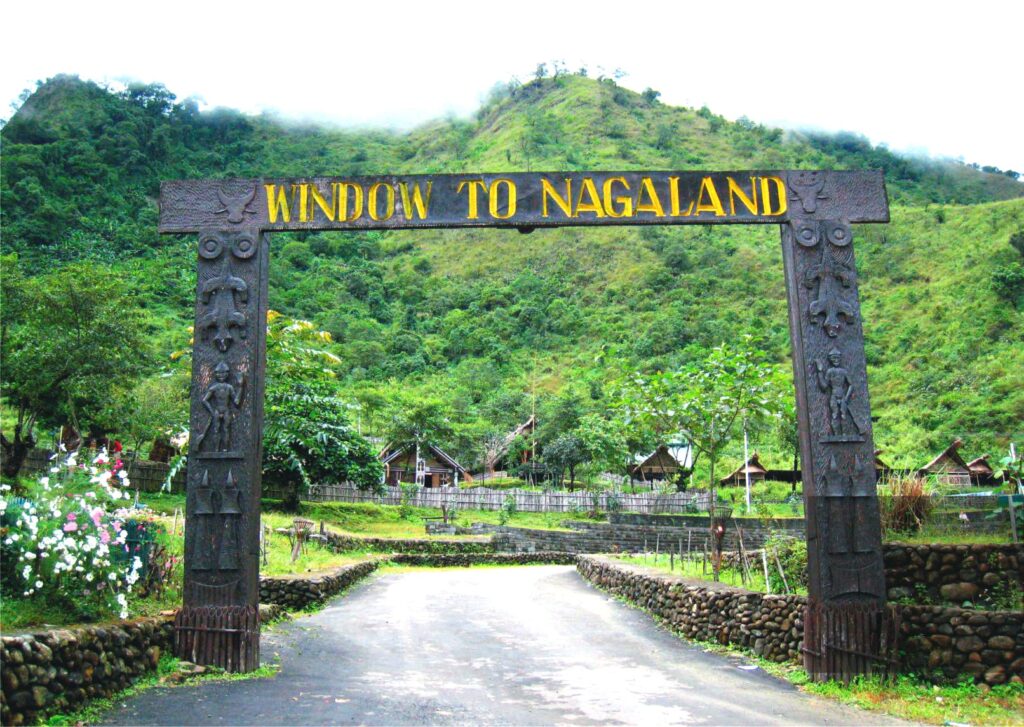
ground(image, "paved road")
xmin=101 ymin=566 xmax=900 ymax=725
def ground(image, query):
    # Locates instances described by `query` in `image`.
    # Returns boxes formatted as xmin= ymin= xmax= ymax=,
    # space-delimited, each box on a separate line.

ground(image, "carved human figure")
xmin=813 ymin=348 xmax=863 ymax=438
xmin=197 ymin=362 xmax=246 ymax=452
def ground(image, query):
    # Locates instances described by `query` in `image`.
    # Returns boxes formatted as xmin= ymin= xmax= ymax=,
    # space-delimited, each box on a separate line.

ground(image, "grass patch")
xmin=804 ymin=674 xmax=1024 ymax=725
xmin=612 ymin=552 xmax=808 ymax=596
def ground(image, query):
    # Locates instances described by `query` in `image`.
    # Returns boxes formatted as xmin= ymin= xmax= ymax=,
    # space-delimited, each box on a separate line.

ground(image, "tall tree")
xmin=1 ymin=261 xmax=150 ymax=476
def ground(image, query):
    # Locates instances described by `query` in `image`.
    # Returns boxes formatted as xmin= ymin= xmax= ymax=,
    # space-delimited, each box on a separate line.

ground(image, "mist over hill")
xmin=2 ymin=73 xmax=1022 ymax=468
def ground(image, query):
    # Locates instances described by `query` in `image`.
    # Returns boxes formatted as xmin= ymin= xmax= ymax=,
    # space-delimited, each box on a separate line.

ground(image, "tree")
xmin=1 ymin=261 xmax=150 ymax=476
xmin=620 ymin=338 xmax=781 ymax=496
xmin=264 ymin=380 xmax=382 ymax=511
xmin=544 ymin=434 xmax=587 ymax=490
xmin=103 ymin=371 xmax=188 ymax=473
xmin=383 ymin=393 xmax=455 ymax=452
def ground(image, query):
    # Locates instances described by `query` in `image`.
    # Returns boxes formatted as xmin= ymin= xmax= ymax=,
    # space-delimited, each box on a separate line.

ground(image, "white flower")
xmin=22 ymin=565 xmax=31 ymax=578
xmin=108 ymin=572 xmax=117 ymax=580
xmin=25 ymin=552 xmax=36 ymax=561
xmin=34 ymin=580 xmax=43 ymax=588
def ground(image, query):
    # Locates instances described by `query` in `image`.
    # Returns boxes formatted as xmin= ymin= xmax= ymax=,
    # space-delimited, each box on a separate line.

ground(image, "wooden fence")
xmin=308 ymin=483 xmax=710 ymax=513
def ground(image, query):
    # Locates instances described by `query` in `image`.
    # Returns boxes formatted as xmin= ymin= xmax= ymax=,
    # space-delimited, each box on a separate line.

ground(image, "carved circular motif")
xmin=199 ymin=235 xmax=225 ymax=259
xmin=825 ymin=222 xmax=852 ymax=246
xmin=231 ymin=235 xmax=256 ymax=259
xmin=793 ymin=222 xmax=820 ymax=247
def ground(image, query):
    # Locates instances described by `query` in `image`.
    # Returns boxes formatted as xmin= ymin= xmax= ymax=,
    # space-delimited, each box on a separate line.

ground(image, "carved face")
xmin=214 ymin=365 xmax=230 ymax=382
xmin=828 ymin=351 xmax=841 ymax=366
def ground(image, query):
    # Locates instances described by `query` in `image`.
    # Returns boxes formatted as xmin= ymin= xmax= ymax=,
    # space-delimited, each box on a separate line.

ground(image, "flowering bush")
xmin=0 ymin=447 xmax=156 ymax=620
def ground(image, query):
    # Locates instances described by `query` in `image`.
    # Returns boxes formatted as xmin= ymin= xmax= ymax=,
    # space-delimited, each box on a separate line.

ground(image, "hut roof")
xmin=918 ymin=438 xmax=971 ymax=475
xmin=632 ymin=443 xmax=693 ymax=469
xmin=483 ymin=416 xmax=536 ymax=470
xmin=380 ymin=442 xmax=467 ymax=474
xmin=966 ymin=455 xmax=993 ymax=476
xmin=720 ymin=452 xmax=768 ymax=483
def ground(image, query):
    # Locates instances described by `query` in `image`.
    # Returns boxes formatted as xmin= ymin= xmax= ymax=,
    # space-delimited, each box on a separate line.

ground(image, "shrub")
xmin=878 ymin=474 xmax=935 ymax=535
xmin=0 ymin=449 xmax=154 ymax=620
xmin=764 ymin=533 xmax=808 ymax=593
xmin=498 ymin=494 xmax=518 ymax=525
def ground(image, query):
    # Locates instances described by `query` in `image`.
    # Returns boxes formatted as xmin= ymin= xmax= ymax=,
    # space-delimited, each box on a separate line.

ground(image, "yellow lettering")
xmin=541 ymin=178 xmax=573 ymax=218
xmin=333 ymin=182 xmax=364 ymax=222
xmin=727 ymin=176 xmax=759 ymax=216
xmin=399 ymin=181 xmax=433 ymax=220
xmin=635 ymin=177 xmax=666 ymax=217
xmin=759 ymin=176 xmax=788 ymax=215
xmin=309 ymin=184 xmax=336 ymax=221
xmin=265 ymin=184 xmax=292 ymax=223
xmin=603 ymin=177 xmax=632 ymax=218
xmin=297 ymin=183 xmax=310 ymax=222
xmin=488 ymin=179 xmax=516 ymax=219
xmin=694 ymin=177 xmax=726 ymax=217
xmin=457 ymin=180 xmax=487 ymax=219
xmin=368 ymin=183 xmax=395 ymax=222
xmin=575 ymin=178 xmax=606 ymax=217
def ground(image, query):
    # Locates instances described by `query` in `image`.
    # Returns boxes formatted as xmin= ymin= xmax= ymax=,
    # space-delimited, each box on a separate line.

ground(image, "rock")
xmin=988 ymin=635 xmax=1015 ymax=650
xmin=984 ymin=666 xmax=1007 ymax=685
xmin=956 ymin=636 xmax=985 ymax=653
xmin=940 ymin=582 xmax=979 ymax=602
xmin=887 ymin=587 xmax=913 ymax=600
xmin=31 ymin=686 xmax=50 ymax=708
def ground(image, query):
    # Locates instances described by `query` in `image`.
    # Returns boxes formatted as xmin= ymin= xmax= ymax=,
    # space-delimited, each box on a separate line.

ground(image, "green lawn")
xmin=613 ymin=553 xmax=807 ymax=595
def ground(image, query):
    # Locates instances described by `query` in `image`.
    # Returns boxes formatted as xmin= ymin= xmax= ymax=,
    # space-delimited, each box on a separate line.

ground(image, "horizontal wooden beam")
xmin=159 ymin=170 xmax=889 ymax=233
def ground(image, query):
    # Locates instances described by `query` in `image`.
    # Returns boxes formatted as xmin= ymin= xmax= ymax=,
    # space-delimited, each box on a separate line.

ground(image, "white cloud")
xmin=3 ymin=0 xmax=1023 ymax=172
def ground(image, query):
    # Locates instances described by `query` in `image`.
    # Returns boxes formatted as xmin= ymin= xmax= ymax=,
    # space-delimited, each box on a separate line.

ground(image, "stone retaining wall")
xmin=576 ymin=555 xmax=1024 ymax=685
xmin=389 ymin=552 xmax=576 ymax=567
xmin=576 ymin=555 xmax=805 ymax=663
xmin=258 ymin=559 xmax=382 ymax=610
xmin=323 ymin=531 xmax=495 ymax=554
xmin=883 ymin=543 xmax=1022 ymax=608
xmin=0 ymin=617 xmax=175 ymax=726
xmin=488 ymin=520 xmax=801 ymax=555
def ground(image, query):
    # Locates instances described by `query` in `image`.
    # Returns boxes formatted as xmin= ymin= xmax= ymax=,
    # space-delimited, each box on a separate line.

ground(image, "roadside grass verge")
xmin=41 ymin=655 xmax=279 ymax=726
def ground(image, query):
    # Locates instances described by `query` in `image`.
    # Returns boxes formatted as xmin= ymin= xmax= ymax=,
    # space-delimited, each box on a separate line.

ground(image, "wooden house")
xmin=380 ymin=443 xmax=470 ymax=488
xmin=629 ymin=443 xmax=693 ymax=483
xmin=918 ymin=438 xmax=971 ymax=487
xmin=720 ymin=452 xmax=767 ymax=487
xmin=967 ymin=455 xmax=993 ymax=486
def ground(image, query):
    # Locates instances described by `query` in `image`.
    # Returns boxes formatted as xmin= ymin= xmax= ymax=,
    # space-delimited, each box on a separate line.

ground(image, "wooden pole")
xmin=773 ymin=546 xmax=790 ymax=594
xmin=761 ymin=549 xmax=772 ymax=594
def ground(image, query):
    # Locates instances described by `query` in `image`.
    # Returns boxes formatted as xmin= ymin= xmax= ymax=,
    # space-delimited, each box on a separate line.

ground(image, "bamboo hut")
xmin=720 ymin=452 xmax=767 ymax=487
xmin=917 ymin=438 xmax=971 ymax=487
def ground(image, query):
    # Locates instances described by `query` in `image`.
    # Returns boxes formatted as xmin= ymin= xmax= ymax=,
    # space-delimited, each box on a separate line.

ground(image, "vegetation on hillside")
xmin=1 ymin=72 xmax=1022 ymax=483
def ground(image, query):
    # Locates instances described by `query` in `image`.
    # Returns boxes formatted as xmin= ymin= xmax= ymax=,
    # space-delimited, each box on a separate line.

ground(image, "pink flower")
xmin=63 ymin=522 xmax=78 ymax=532
xmin=99 ymin=529 xmax=111 ymax=544
xmin=90 ymin=508 xmax=104 ymax=527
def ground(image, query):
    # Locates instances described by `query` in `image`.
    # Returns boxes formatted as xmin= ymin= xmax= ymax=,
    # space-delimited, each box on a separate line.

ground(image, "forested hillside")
xmin=2 ymin=73 xmax=1022 ymax=473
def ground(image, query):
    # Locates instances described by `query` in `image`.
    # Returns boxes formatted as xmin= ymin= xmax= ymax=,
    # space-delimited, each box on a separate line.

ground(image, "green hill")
xmin=2 ymin=73 xmax=1022 ymax=470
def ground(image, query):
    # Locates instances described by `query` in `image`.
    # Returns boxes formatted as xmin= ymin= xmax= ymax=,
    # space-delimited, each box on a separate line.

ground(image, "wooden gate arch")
xmin=159 ymin=170 xmax=893 ymax=680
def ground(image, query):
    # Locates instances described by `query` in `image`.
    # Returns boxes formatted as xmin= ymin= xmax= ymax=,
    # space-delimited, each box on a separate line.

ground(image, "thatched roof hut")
xmin=629 ymin=443 xmax=693 ymax=482
xmin=720 ymin=452 xmax=767 ymax=486
xmin=918 ymin=438 xmax=971 ymax=486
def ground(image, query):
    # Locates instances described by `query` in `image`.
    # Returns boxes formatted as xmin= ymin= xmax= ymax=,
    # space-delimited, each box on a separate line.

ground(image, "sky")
xmin=3 ymin=0 xmax=1023 ymax=173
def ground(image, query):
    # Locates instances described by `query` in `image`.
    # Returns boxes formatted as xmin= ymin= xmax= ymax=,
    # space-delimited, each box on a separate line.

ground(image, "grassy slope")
xmin=2 ymin=74 xmax=1022 ymax=465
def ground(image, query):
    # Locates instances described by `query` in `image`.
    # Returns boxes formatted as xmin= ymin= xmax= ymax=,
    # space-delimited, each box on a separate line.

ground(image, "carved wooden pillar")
xmin=781 ymin=174 xmax=894 ymax=681
xmin=175 ymin=226 xmax=269 ymax=672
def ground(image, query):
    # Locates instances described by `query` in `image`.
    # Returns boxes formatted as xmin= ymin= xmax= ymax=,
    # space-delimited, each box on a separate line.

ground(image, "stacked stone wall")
xmin=389 ymin=552 xmax=576 ymax=567
xmin=258 ymin=559 xmax=382 ymax=610
xmin=576 ymin=555 xmax=1023 ymax=685
xmin=883 ymin=543 xmax=1022 ymax=608
xmin=1 ymin=618 xmax=174 ymax=726
xmin=323 ymin=532 xmax=494 ymax=554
